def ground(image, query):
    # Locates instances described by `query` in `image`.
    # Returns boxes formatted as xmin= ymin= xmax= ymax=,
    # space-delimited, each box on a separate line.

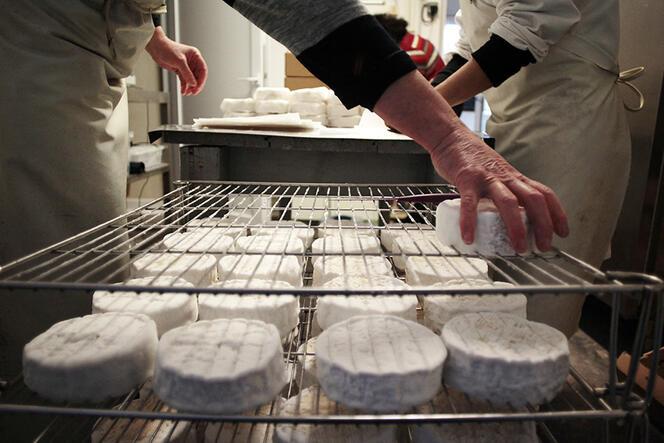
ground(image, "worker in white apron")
xmin=0 ymin=0 xmax=206 ymax=377
xmin=432 ymin=0 xmax=633 ymax=336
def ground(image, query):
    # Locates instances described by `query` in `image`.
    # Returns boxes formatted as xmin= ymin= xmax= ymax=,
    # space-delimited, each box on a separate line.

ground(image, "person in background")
xmin=431 ymin=1 xmax=631 ymax=336
xmin=374 ymin=13 xmax=445 ymax=81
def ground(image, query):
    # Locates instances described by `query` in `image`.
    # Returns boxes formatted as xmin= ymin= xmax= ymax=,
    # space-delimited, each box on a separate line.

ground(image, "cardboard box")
xmin=617 ymin=347 xmax=664 ymax=405
xmin=285 ymin=53 xmax=313 ymax=77
xmin=285 ymin=76 xmax=327 ymax=90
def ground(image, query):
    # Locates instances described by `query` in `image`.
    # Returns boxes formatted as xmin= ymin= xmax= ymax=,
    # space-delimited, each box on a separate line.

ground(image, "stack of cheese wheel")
xmin=325 ymin=93 xmax=362 ymax=128
xmin=220 ymin=97 xmax=256 ymax=118
xmin=289 ymin=87 xmax=330 ymax=124
xmin=254 ymin=87 xmax=291 ymax=115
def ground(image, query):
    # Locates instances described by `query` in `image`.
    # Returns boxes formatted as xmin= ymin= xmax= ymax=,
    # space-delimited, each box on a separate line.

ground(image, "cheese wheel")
xmin=154 ymin=319 xmax=287 ymax=413
xmin=289 ymin=101 xmax=326 ymax=115
xmin=275 ymin=387 xmax=398 ymax=443
xmin=92 ymin=276 xmax=198 ymax=337
xmin=254 ymin=87 xmax=291 ymax=101
xmin=442 ymin=312 xmax=569 ymax=407
xmin=327 ymin=115 xmax=361 ymax=128
xmin=423 ymin=280 xmax=527 ymax=332
xmin=255 ymin=99 xmax=290 ymax=114
xmin=316 ymin=275 xmax=416 ymax=329
xmin=222 ymin=111 xmax=257 ymax=118
xmin=316 ymin=315 xmax=446 ymax=411
xmin=392 ymin=236 xmax=458 ymax=271
xmin=326 ymin=103 xmax=362 ymax=118
xmin=131 ymin=253 xmax=218 ymax=286
xmin=405 ymin=256 xmax=489 ymax=286
xmin=318 ymin=223 xmax=379 ymax=239
xmin=436 ymin=198 xmax=533 ymax=256
xmin=380 ymin=223 xmax=435 ymax=251
xmin=310 ymin=236 xmax=381 ymax=263
xmin=290 ymin=87 xmax=331 ymax=103
xmin=220 ymin=97 xmax=255 ymax=113
xmin=234 ymin=235 xmax=305 ymax=264
xmin=301 ymin=113 xmax=326 ymax=124
xmin=312 ymin=255 xmax=393 ymax=286
xmin=162 ymin=230 xmax=234 ymax=258
xmin=217 ymin=254 xmax=302 ymax=287
xmin=295 ymin=337 xmax=318 ymax=389
xmin=199 ymin=279 xmax=298 ymax=338
xmin=23 ymin=312 xmax=158 ymax=403
xmin=187 ymin=218 xmax=247 ymax=239
xmin=250 ymin=221 xmax=315 ymax=248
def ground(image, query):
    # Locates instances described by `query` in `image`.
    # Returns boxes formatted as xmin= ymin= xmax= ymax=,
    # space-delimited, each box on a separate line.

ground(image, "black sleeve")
xmin=471 ymin=34 xmax=536 ymax=87
xmin=430 ymin=54 xmax=468 ymax=116
xmin=297 ymin=15 xmax=416 ymax=110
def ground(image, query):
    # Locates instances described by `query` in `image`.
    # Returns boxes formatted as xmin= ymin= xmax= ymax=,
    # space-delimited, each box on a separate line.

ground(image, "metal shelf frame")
xmin=1 ymin=181 xmax=662 ymax=443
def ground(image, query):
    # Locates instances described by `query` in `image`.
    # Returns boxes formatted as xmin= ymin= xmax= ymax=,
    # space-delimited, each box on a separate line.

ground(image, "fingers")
xmin=486 ymin=180 xmax=528 ymax=253
xmin=175 ymin=55 xmax=197 ymax=96
xmin=506 ymin=179 xmax=554 ymax=251
xmin=523 ymin=178 xmax=569 ymax=238
xmin=457 ymin=190 xmax=479 ymax=245
xmin=188 ymin=50 xmax=208 ymax=95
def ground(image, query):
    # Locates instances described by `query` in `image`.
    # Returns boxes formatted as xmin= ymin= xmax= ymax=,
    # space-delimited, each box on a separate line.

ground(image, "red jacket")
xmin=400 ymin=32 xmax=445 ymax=80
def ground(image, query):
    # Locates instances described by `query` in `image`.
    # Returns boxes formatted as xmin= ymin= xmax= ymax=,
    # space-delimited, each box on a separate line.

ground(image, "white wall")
xmin=178 ymin=0 xmax=254 ymax=123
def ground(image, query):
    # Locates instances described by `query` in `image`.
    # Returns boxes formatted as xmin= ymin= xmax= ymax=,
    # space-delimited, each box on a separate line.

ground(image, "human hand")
xmin=430 ymin=127 xmax=569 ymax=253
xmin=145 ymin=27 xmax=207 ymax=96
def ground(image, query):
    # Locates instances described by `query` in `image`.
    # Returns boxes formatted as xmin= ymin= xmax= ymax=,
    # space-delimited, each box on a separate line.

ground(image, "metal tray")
xmin=1 ymin=181 xmax=662 ymax=442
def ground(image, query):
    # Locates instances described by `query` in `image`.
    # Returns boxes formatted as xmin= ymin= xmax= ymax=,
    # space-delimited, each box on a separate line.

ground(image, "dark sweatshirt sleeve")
xmin=222 ymin=1 xmax=416 ymax=110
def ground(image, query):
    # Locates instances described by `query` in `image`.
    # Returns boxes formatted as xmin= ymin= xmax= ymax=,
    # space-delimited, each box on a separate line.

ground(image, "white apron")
xmin=0 ymin=0 xmax=159 ymax=378
xmin=458 ymin=1 xmax=631 ymax=336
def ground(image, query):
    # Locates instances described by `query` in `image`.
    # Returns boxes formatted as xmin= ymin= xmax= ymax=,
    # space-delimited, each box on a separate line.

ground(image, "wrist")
xmin=146 ymin=26 xmax=167 ymax=55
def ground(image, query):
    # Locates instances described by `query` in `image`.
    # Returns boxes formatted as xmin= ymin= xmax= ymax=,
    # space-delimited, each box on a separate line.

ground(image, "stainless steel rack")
xmin=0 ymin=181 xmax=662 ymax=443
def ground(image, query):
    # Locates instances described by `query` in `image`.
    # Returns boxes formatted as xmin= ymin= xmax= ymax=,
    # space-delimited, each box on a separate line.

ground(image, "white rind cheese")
xmin=295 ymin=337 xmax=318 ymax=389
xmin=310 ymin=236 xmax=381 ymax=263
xmin=316 ymin=315 xmax=446 ymax=411
xmin=198 ymin=279 xmax=299 ymax=338
xmin=234 ymin=235 xmax=305 ymax=264
xmin=92 ymin=276 xmax=198 ymax=337
xmin=312 ymin=255 xmax=394 ymax=287
xmin=392 ymin=236 xmax=458 ymax=271
xmin=290 ymin=101 xmax=326 ymax=115
xmin=254 ymin=87 xmax=291 ymax=101
xmin=250 ymin=221 xmax=315 ymax=248
xmin=316 ymin=276 xmax=417 ymax=329
xmin=23 ymin=312 xmax=158 ymax=403
xmin=436 ymin=199 xmax=533 ymax=256
xmin=380 ymin=223 xmax=436 ymax=251
xmin=186 ymin=219 xmax=247 ymax=239
xmin=327 ymin=115 xmax=361 ymax=128
xmin=275 ymin=387 xmax=397 ymax=443
xmin=423 ymin=280 xmax=527 ymax=332
xmin=441 ymin=312 xmax=569 ymax=407
xmin=255 ymin=99 xmax=290 ymax=114
xmin=291 ymin=87 xmax=331 ymax=103
xmin=405 ymin=256 xmax=489 ymax=286
xmin=317 ymin=222 xmax=379 ymax=239
xmin=131 ymin=253 xmax=218 ymax=286
xmin=220 ymin=97 xmax=255 ymax=114
xmin=217 ymin=255 xmax=302 ymax=287
xmin=162 ymin=230 xmax=234 ymax=258
xmin=154 ymin=319 xmax=287 ymax=413
xmin=411 ymin=390 xmax=538 ymax=443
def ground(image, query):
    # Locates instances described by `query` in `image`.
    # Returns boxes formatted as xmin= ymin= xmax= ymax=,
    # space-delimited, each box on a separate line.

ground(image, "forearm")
xmin=374 ymin=71 xmax=467 ymax=174
xmin=434 ymin=58 xmax=492 ymax=107
xmin=145 ymin=26 xmax=166 ymax=57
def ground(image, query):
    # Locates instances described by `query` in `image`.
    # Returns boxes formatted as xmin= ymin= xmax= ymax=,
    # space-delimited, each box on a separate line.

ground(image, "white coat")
xmin=453 ymin=0 xmax=631 ymax=336
xmin=0 ymin=0 xmax=162 ymax=379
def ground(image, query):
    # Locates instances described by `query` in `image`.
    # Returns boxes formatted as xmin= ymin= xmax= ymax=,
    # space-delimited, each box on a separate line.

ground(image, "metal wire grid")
xmin=0 ymin=181 xmax=662 ymax=442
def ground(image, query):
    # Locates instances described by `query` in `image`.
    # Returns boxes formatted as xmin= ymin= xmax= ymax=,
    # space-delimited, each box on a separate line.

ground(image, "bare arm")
xmin=434 ymin=58 xmax=492 ymax=107
xmin=375 ymin=71 xmax=568 ymax=252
